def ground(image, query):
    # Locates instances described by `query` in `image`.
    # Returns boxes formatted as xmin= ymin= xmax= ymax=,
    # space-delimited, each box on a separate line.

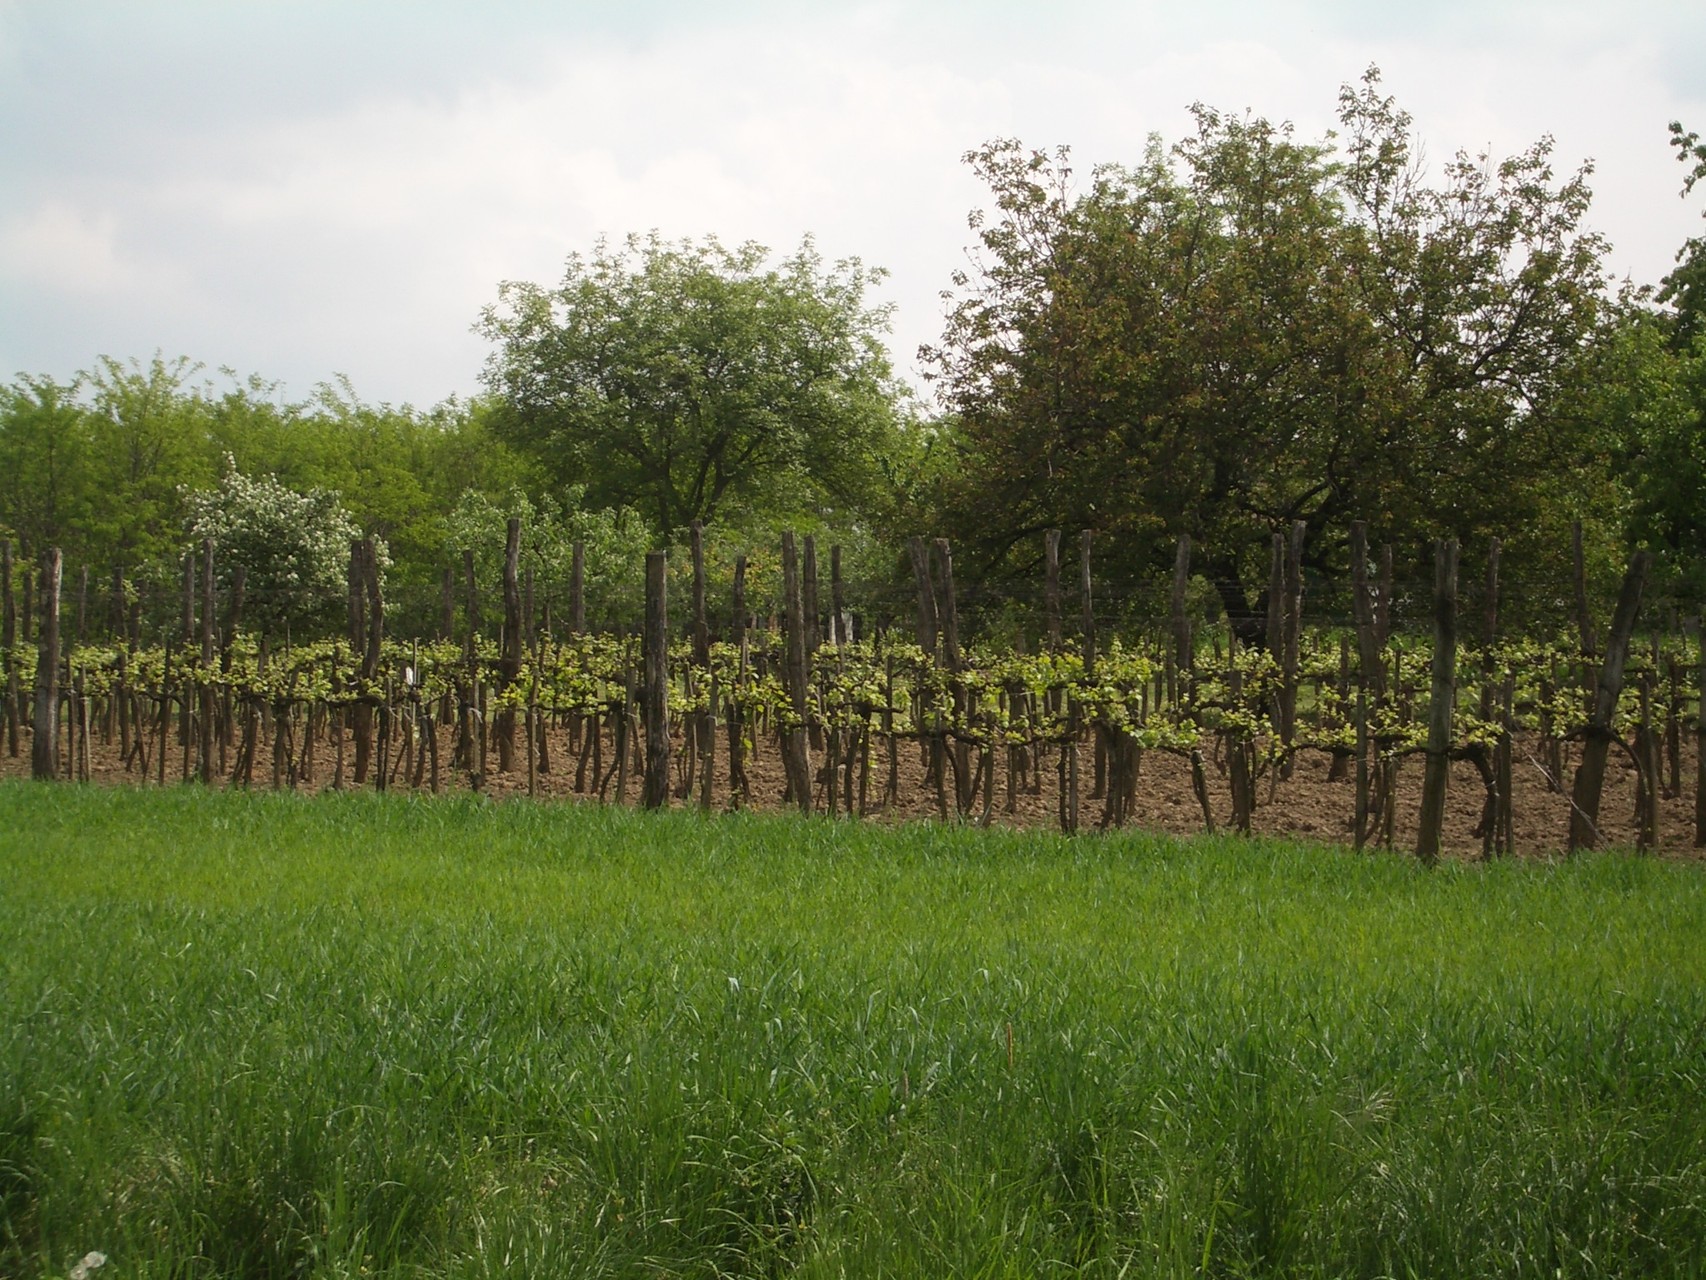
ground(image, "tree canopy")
xmin=476 ymin=233 xmax=906 ymax=540
xmin=922 ymin=70 xmax=1619 ymax=631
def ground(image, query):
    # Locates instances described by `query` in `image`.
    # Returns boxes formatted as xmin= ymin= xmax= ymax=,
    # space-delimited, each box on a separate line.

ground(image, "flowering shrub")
xmin=184 ymin=457 xmax=372 ymax=635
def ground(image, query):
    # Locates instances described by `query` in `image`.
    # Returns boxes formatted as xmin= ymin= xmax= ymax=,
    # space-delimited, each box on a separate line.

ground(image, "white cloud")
xmin=0 ymin=1 xmax=1702 ymax=403
xmin=0 ymin=199 xmax=160 ymax=295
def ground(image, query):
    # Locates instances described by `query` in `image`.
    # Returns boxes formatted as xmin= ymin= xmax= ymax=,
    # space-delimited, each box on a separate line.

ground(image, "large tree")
xmin=476 ymin=233 xmax=904 ymax=539
xmin=924 ymin=70 xmax=1618 ymax=633
xmin=1660 ymin=120 xmax=1706 ymax=349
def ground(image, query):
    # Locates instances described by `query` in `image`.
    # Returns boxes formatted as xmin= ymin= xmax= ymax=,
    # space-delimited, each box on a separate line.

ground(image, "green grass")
xmin=2 ymin=781 xmax=1704 ymax=1278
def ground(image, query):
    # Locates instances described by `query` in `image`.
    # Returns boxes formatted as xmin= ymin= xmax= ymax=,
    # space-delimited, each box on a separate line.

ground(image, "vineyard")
xmin=4 ymin=522 xmax=1703 ymax=858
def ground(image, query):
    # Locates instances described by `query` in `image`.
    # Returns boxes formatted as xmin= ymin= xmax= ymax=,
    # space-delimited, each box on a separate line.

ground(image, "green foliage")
xmin=3 ymin=785 xmax=1705 ymax=1277
xmin=0 ymin=357 xmax=543 ymax=630
xmin=440 ymin=485 xmax=650 ymax=628
xmin=925 ymin=69 xmax=1618 ymax=630
xmin=1660 ymin=120 xmax=1706 ymax=349
xmin=477 ymin=232 xmax=908 ymax=538
xmin=0 ymin=374 xmax=93 ymax=566
xmin=184 ymin=458 xmax=368 ymax=636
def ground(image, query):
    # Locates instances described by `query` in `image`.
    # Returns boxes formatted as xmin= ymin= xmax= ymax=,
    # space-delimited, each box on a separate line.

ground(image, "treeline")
xmin=4 ymin=73 xmax=1706 ymax=643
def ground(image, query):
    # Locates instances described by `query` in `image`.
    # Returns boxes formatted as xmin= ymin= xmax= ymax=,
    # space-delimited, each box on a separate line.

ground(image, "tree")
xmin=82 ymin=354 xmax=220 ymax=577
xmin=924 ymin=70 xmax=1617 ymax=634
xmin=1660 ymin=121 xmax=1706 ymax=349
xmin=477 ymin=233 xmax=904 ymax=539
xmin=183 ymin=459 xmax=368 ymax=637
xmin=0 ymin=374 xmax=95 ymax=565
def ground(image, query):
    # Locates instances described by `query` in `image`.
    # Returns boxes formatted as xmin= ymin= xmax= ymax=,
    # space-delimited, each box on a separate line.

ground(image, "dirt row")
xmin=6 ymin=711 xmax=1702 ymax=861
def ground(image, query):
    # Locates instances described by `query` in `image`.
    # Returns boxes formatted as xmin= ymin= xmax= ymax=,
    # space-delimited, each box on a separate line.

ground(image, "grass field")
xmin=2 ymin=783 xmax=1704 ymax=1278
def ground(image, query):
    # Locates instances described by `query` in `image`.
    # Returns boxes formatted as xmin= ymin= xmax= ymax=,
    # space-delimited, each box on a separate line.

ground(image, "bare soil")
xmin=6 ymin=714 xmax=1700 ymax=860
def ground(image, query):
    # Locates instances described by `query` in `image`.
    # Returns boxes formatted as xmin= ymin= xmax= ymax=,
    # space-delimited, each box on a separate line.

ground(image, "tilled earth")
xmin=4 ymin=718 xmax=1700 ymax=858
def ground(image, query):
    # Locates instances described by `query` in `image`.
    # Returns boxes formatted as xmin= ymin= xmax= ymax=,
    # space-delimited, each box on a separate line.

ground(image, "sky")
xmin=2 ymin=0 xmax=1704 ymax=409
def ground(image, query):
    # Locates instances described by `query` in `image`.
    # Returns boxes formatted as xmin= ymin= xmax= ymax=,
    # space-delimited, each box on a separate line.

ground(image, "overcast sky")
xmin=2 ymin=0 xmax=1703 ymax=409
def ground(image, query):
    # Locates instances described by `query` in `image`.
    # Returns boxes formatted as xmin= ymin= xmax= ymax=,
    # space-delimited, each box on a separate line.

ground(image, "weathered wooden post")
xmin=350 ymin=541 xmax=372 ymax=785
xmin=907 ymin=536 xmax=938 ymax=658
xmin=830 ymin=544 xmax=848 ymax=647
xmin=1279 ymin=519 xmax=1305 ymax=778
xmin=498 ymin=517 xmax=523 ymax=773
xmin=2 ymin=541 xmax=18 ymax=758
xmin=1696 ymin=613 xmax=1706 ymax=848
xmin=177 ymin=555 xmax=194 ymax=781
xmin=569 ymin=541 xmax=586 ymax=634
xmin=31 ymin=548 xmax=62 ymax=781
xmin=198 ymin=539 xmax=215 ymax=784
xmin=1569 ymin=551 xmax=1651 ymax=850
xmin=691 ymin=521 xmax=715 ymax=810
xmin=935 ymin=537 xmax=972 ymax=815
xmin=363 ymin=538 xmax=385 ymax=792
xmin=1173 ymin=535 xmax=1215 ymax=833
xmin=803 ymin=535 xmax=821 ymax=659
xmin=727 ymin=553 xmax=750 ymax=806
xmin=1044 ymin=529 xmax=1063 ymax=652
xmin=1416 ymin=539 xmax=1458 ymax=866
xmin=1350 ymin=522 xmax=1379 ymax=850
xmin=640 ymin=550 xmax=670 ymax=810
xmin=1063 ymin=530 xmax=1093 ymax=832
xmin=462 ymin=549 xmax=481 ymax=644
xmin=779 ymin=533 xmax=814 ymax=813
xmin=907 ymin=535 xmax=943 ymax=807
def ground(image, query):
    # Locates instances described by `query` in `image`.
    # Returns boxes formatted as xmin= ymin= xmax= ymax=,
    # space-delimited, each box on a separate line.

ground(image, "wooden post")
xmin=1170 ymin=536 xmax=1193 ymax=678
xmin=831 ymin=545 xmax=847 ymax=647
xmin=803 ymin=535 xmax=821 ymax=658
xmin=350 ymin=541 xmax=372 ymax=785
xmin=462 ymin=548 xmax=481 ymax=645
xmin=642 ymin=550 xmax=670 ymax=810
xmin=179 ymin=555 xmax=194 ymax=781
xmin=498 ymin=517 xmax=522 ymax=773
xmin=1569 ymin=550 xmax=1651 ymax=851
xmin=30 ymin=548 xmax=62 ymax=781
xmin=198 ymin=538 xmax=215 ymax=784
xmin=691 ymin=521 xmax=715 ymax=811
xmin=570 ymin=541 xmax=586 ymax=634
xmin=907 ymin=536 xmax=938 ymax=658
xmin=75 ymin=564 xmax=89 ymax=648
xmin=1479 ymin=540 xmax=1502 ymax=721
xmin=523 ymin=562 xmax=535 ymax=651
xmin=1637 ymin=667 xmax=1659 ymax=851
xmin=1695 ymin=613 xmax=1706 ymax=848
xmin=936 ymin=538 xmax=972 ymax=814
xmin=1081 ymin=529 xmax=1103 ymax=803
xmin=1350 ymin=522 xmax=1379 ymax=850
xmin=1415 ymin=539 xmax=1458 ymax=867
xmin=1572 ymin=519 xmax=1597 ymax=658
xmin=779 ymin=533 xmax=814 ymax=812
xmin=1044 ymin=530 xmax=1063 ymax=652
xmin=1265 ymin=532 xmax=1285 ymax=654
xmin=1479 ymin=539 xmax=1505 ymax=857
xmin=1079 ymin=530 xmax=1096 ymax=679
xmin=364 ymin=538 xmax=385 ymax=791
xmin=1279 ymin=519 xmax=1305 ymax=777
xmin=2 ymin=541 xmax=17 ymax=758
xmin=727 ymin=553 xmax=750 ymax=806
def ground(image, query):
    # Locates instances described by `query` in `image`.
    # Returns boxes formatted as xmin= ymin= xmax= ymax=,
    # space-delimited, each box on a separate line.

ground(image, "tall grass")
xmin=2 ymin=781 xmax=1703 ymax=1277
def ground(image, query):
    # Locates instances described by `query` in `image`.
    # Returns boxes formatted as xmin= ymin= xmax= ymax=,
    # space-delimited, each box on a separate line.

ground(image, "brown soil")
xmin=6 ymin=716 xmax=1700 ymax=860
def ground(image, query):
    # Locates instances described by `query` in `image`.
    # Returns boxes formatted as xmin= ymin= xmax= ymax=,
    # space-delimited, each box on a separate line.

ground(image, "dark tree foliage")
xmin=924 ymin=69 xmax=1618 ymax=635
xmin=1660 ymin=121 xmax=1706 ymax=350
